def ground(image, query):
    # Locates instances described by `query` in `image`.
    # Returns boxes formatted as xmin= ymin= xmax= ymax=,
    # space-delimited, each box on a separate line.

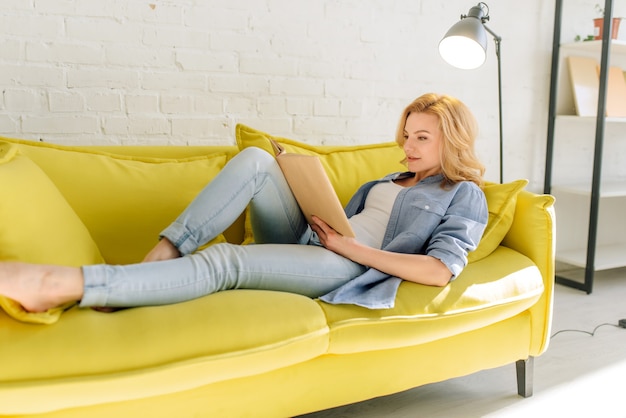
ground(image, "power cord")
xmin=550 ymin=319 xmax=626 ymax=339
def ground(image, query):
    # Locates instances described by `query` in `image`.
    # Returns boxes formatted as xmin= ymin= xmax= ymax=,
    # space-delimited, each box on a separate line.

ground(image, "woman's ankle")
xmin=143 ymin=238 xmax=181 ymax=262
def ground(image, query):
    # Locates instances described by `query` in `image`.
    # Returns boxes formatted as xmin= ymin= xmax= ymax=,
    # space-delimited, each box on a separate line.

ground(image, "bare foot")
xmin=143 ymin=237 xmax=181 ymax=262
xmin=0 ymin=262 xmax=84 ymax=312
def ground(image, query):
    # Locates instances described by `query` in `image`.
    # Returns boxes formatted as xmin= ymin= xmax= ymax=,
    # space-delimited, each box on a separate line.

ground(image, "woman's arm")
xmin=311 ymin=216 xmax=452 ymax=286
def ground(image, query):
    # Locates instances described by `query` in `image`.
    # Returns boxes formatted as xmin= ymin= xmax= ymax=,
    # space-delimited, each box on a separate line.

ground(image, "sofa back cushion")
xmin=7 ymin=139 xmax=229 ymax=265
xmin=0 ymin=142 xmax=104 ymax=324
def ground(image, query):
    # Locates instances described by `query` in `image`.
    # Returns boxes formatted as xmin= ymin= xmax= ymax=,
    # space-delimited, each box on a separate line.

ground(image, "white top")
xmin=349 ymin=181 xmax=403 ymax=249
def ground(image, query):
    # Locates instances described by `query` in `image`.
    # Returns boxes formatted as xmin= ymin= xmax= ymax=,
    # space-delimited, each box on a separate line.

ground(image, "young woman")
xmin=0 ymin=93 xmax=488 ymax=312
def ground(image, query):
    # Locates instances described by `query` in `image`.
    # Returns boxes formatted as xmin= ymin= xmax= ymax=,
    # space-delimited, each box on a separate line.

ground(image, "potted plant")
xmin=593 ymin=4 xmax=622 ymax=40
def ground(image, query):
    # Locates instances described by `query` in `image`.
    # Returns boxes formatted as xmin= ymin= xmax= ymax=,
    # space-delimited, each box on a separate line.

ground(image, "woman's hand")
xmin=310 ymin=216 xmax=452 ymax=287
xmin=310 ymin=216 xmax=362 ymax=260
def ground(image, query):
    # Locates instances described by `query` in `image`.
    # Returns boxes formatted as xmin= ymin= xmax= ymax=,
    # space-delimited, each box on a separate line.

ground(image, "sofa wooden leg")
xmin=516 ymin=357 xmax=534 ymax=397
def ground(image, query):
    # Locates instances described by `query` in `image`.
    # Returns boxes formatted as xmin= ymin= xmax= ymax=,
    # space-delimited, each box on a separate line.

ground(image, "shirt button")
xmin=425 ymin=205 xmax=430 ymax=210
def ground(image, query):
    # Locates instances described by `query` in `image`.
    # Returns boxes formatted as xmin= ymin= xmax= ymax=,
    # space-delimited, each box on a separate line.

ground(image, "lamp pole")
xmin=484 ymin=25 xmax=503 ymax=184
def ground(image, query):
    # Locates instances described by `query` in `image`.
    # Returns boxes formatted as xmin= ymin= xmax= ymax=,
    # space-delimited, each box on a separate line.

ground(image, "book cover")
xmin=269 ymin=139 xmax=355 ymax=237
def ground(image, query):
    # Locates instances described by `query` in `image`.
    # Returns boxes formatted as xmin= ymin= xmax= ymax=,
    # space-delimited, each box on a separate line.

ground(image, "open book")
xmin=269 ymin=139 xmax=355 ymax=238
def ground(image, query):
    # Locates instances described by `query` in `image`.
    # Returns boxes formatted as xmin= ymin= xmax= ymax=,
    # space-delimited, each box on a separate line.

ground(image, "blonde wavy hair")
xmin=394 ymin=93 xmax=485 ymax=186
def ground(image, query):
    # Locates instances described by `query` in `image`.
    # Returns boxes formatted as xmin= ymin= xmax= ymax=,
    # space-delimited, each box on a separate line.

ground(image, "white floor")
xmin=300 ymin=267 xmax=626 ymax=418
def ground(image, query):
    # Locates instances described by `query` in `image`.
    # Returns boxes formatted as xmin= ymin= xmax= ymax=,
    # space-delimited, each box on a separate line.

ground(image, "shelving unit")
xmin=544 ymin=0 xmax=626 ymax=293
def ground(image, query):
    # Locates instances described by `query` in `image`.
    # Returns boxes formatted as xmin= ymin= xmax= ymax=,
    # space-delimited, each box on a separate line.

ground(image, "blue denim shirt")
xmin=320 ymin=172 xmax=488 ymax=309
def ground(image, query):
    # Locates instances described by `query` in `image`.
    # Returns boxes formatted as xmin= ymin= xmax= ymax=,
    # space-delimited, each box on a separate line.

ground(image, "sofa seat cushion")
xmin=0 ymin=290 xmax=329 ymax=414
xmin=318 ymin=246 xmax=544 ymax=354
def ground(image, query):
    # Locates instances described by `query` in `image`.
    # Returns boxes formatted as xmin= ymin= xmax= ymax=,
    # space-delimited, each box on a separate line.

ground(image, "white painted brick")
xmin=267 ymin=0 xmax=324 ymax=19
xmin=67 ymin=69 xmax=140 ymax=89
xmin=105 ymin=45 xmax=174 ymax=69
xmin=184 ymin=6 xmax=248 ymax=30
xmin=258 ymin=97 xmax=287 ymax=117
xmin=65 ymin=18 xmax=142 ymax=43
xmin=171 ymin=118 xmax=231 ymax=139
xmin=225 ymin=97 xmax=255 ymax=115
xmin=269 ymin=78 xmax=323 ymax=96
xmin=314 ymin=98 xmax=340 ymax=116
xmin=4 ymin=89 xmax=47 ymax=112
xmin=340 ymin=99 xmax=363 ymax=117
xmin=298 ymin=59 xmax=344 ymax=79
xmin=3 ymin=0 xmax=34 ymax=10
xmin=171 ymin=118 xmax=211 ymax=137
xmin=0 ymin=115 xmax=19 ymax=133
xmin=26 ymin=41 xmax=103 ymax=65
xmin=49 ymin=91 xmax=84 ymax=112
xmin=127 ymin=117 xmax=170 ymax=135
xmin=85 ymin=93 xmax=122 ymax=112
xmin=324 ymin=79 xmax=372 ymax=99
xmin=240 ymin=57 xmax=297 ymax=77
xmin=195 ymin=96 xmax=224 ymax=114
xmin=161 ymin=95 xmax=193 ymax=114
xmin=143 ymin=27 xmax=209 ymax=49
xmin=142 ymin=72 xmax=206 ymax=91
xmin=75 ymin=0 xmax=127 ymax=19
xmin=295 ymin=117 xmax=347 ymax=136
xmin=0 ymin=65 xmax=64 ymax=87
xmin=126 ymin=2 xmax=183 ymax=24
xmin=103 ymin=116 xmax=170 ymax=136
xmin=270 ymin=36 xmax=323 ymax=59
xmin=175 ymin=51 xmax=238 ymax=72
xmin=125 ymin=95 xmax=158 ymax=114
xmin=286 ymin=98 xmax=311 ymax=115
xmin=0 ymin=40 xmax=23 ymax=60
xmin=22 ymin=115 xmax=98 ymax=134
xmin=102 ymin=117 xmax=129 ymax=135
xmin=0 ymin=14 xmax=62 ymax=38
xmin=35 ymin=0 xmax=76 ymax=15
xmin=210 ymin=75 xmax=269 ymax=94
xmin=209 ymin=32 xmax=268 ymax=53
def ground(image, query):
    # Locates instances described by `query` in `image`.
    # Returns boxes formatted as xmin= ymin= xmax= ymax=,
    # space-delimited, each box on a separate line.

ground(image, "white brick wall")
xmin=0 ymin=0 xmax=609 ymax=184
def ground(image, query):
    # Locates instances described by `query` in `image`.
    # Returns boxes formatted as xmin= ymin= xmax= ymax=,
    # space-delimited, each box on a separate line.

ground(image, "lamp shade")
xmin=439 ymin=14 xmax=488 ymax=70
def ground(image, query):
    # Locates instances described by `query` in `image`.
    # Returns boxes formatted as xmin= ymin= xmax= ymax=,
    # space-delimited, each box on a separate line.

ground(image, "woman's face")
xmin=402 ymin=112 xmax=443 ymax=180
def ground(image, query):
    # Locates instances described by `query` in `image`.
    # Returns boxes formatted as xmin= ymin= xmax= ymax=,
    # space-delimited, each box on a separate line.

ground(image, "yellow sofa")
xmin=0 ymin=125 xmax=555 ymax=417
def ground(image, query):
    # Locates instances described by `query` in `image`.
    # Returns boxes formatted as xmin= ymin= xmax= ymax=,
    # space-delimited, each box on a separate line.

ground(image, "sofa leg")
xmin=515 ymin=357 xmax=534 ymax=397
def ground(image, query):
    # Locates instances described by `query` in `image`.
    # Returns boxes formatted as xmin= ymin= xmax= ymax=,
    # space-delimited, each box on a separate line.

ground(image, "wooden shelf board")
xmin=551 ymin=180 xmax=626 ymax=197
xmin=557 ymin=243 xmax=626 ymax=270
xmin=555 ymin=115 xmax=626 ymax=123
xmin=561 ymin=40 xmax=626 ymax=54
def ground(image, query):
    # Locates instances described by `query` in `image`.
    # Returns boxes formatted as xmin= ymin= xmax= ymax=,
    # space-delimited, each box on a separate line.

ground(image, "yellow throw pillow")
xmin=236 ymin=124 xmax=406 ymax=205
xmin=0 ymin=142 xmax=104 ymax=324
xmin=468 ymin=179 xmax=529 ymax=263
xmin=14 ymin=142 xmax=229 ymax=265
xmin=235 ymin=124 xmax=406 ymax=243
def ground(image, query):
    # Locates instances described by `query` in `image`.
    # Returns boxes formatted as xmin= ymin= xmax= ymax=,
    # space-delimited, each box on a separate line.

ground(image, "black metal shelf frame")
xmin=543 ymin=0 xmax=615 ymax=294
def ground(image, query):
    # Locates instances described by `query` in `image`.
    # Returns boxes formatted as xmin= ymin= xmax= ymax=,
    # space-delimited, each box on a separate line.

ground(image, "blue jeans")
xmin=80 ymin=147 xmax=366 ymax=307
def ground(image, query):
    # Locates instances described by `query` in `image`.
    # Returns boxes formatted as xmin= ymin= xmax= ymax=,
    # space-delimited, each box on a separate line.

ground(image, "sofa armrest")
xmin=501 ymin=189 xmax=556 ymax=355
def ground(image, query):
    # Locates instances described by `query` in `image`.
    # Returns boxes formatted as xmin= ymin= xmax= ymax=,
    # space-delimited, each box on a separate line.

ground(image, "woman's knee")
xmin=237 ymin=146 xmax=275 ymax=168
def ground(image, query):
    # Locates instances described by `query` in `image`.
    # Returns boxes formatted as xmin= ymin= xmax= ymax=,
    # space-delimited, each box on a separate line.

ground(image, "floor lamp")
xmin=438 ymin=2 xmax=503 ymax=184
